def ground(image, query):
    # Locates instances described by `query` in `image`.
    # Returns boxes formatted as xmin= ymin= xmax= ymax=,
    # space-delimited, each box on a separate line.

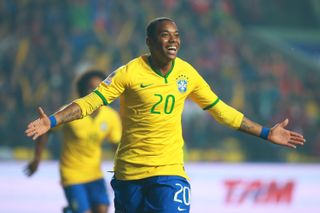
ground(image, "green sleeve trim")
xmin=94 ymin=90 xmax=109 ymax=105
xmin=203 ymin=98 xmax=220 ymax=110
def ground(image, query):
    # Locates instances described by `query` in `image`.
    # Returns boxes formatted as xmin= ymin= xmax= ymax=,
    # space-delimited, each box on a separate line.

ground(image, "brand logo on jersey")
xmin=140 ymin=83 xmax=153 ymax=88
xmin=176 ymin=75 xmax=189 ymax=93
xmin=103 ymin=71 xmax=117 ymax=86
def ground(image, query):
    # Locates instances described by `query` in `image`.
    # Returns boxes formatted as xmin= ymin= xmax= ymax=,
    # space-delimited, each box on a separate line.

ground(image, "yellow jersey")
xmin=74 ymin=55 xmax=243 ymax=180
xmin=59 ymin=106 xmax=121 ymax=186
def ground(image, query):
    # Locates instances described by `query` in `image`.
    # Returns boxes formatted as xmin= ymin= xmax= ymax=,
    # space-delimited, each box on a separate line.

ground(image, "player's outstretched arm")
xmin=24 ymin=134 xmax=49 ymax=177
xmin=25 ymin=107 xmax=50 ymax=140
xmin=25 ymin=103 xmax=82 ymax=140
xmin=239 ymin=117 xmax=305 ymax=149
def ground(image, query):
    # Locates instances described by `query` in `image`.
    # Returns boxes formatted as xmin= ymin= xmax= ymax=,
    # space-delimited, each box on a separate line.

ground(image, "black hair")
xmin=76 ymin=70 xmax=106 ymax=97
xmin=146 ymin=17 xmax=174 ymax=40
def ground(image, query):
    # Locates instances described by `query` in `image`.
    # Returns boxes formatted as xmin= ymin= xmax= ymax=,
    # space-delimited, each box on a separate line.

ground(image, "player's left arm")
xmin=206 ymin=100 xmax=305 ymax=148
xmin=239 ymin=117 xmax=305 ymax=149
xmin=188 ymin=68 xmax=305 ymax=148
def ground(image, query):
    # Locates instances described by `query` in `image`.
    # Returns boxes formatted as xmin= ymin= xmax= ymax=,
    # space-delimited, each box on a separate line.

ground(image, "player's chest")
xmin=131 ymin=71 xmax=191 ymax=96
xmin=125 ymin=72 xmax=193 ymax=114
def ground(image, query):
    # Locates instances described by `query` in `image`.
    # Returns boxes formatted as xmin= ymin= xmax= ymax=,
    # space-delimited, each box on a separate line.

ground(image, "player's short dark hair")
xmin=146 ymin=17 xmax=174 ymax=40
xmin=76 ymin=70 xmax=106 ymax=97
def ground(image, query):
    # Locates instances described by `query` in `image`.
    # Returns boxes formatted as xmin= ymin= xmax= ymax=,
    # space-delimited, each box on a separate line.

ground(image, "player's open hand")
xmin=24 ymin=160 xmax=39 ymax=177
xmin=25 ymin=107 xmax=50 ymax=140
xmin=268 ymin=118 xmax=306 ymax=148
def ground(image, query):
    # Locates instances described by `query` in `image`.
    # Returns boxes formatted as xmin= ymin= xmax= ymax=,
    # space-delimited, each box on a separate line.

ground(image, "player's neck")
xmin=148 ymin=56 xmax=173 ymax=76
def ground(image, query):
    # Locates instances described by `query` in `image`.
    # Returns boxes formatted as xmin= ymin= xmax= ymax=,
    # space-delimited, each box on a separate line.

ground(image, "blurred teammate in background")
xmin=24 ymin=70 xmax=122 ymax=213
xmin=25 ymin=17 xmax=305 ymax=213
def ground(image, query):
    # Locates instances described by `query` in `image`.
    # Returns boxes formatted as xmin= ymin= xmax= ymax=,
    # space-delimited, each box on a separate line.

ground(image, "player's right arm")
xmin=26 ymin=67 xmax=126 ymax=141
xmin=26 ymin=86 xmax=107 ymax=140
xmin=25 ymin=103 xmax=83 ymax=140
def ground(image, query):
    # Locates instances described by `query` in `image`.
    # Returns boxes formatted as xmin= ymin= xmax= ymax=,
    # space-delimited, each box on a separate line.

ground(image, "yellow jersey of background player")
xmin=59 ymin=105 xmax=121 ymax=185
xmin=25 ymin=70 xmax=122 ymax=213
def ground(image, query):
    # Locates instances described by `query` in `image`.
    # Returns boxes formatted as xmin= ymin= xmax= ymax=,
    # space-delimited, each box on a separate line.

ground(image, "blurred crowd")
xmin=0 ymin=0 xmax=319 ymax=162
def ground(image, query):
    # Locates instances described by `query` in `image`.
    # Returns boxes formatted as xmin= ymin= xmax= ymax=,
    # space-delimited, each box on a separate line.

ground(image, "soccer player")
xmin=24 ymin=70 xmax=122 ymax=213
xmin=25 ymin=17 xmax=305 ymax=213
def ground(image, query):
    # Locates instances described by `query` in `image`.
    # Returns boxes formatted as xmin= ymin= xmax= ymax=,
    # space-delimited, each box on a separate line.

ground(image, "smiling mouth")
xmin=167 ymin=46 xmax=177 ymax=55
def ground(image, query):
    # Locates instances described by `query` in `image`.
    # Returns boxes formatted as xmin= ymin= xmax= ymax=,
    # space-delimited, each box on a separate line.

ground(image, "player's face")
xmin=86 ymin=76 xmax=103 ymax=95
xmin=148 ymin=20 xmax=180 ymax=63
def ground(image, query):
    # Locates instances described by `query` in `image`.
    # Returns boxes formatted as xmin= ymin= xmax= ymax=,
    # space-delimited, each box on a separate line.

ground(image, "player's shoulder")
xmin=127 ymin=55 xmax=142 ymax=65
xmin=175 ymin=57 xmax=198 ymax=73
xmin=124 ymin=56 xmax=144 ymax=69
xmin=114 ymin=56 xmax=143 ymax=76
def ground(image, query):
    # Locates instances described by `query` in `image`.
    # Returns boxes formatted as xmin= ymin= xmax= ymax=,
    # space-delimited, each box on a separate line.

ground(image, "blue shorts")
xmin=111 ymin=175 xmax=191 ymax=213
xmin=63 ymin=178 xmax=110 ymax=213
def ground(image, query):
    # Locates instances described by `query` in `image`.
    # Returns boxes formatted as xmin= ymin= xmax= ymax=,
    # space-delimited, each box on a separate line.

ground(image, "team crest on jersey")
xmin=176 ymin=75 xmax=189 ymax=93
xmin=103 ymin=70 xmax=117 ymax=86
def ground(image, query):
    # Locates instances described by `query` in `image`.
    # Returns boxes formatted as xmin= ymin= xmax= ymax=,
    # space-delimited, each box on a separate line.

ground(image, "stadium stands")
xmin=0 ymin=0 xmax=319 ymax=162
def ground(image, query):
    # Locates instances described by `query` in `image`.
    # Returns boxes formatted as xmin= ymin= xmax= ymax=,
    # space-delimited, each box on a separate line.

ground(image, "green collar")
xmin=148 ymin=56 xmax=175 ymax=83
